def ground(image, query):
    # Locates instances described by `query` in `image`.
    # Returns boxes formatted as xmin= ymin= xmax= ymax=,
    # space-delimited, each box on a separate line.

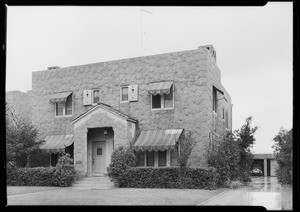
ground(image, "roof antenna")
xmin=140 ymin=8 xmax=153 ymax=56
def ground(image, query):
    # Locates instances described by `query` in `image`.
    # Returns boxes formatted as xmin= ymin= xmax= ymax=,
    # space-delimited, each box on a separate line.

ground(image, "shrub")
xmin=229 ymin=180 xmax=243 ymax=189
xmin=7 ymin=154 xmax=76 ymax=187
xmin=122 ymin=167 xmax=180 ymax=188
xmin=107 ymin=146 xmax=136 ymax=187
xmin=27 ymin=149 xmax=50 ymax=167
xmin=119 ymin=166 xmax=219 ymax=190
xmin=273 ymin=128 xmax=293 ymax=184
xmin=207 ymin=132 xmax=241 ymax=186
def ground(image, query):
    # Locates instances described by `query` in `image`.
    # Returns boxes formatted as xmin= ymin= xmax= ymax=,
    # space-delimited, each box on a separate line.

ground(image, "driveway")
xmin=6 ymin=186 xmax=227 ymax=205
xmin=199 ymin=177 xmax=293 ymax=210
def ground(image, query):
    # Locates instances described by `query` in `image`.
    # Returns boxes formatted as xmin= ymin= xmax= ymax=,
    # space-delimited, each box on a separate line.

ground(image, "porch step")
xmin=72 ymin=176 xmax=115 ymax=189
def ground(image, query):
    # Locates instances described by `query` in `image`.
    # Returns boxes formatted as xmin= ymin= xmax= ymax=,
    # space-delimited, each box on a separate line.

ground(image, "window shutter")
xmin=83 ymin=90 xmax=92 ymax=105
xmin=128 ymin=85 xmax=138 ymax=102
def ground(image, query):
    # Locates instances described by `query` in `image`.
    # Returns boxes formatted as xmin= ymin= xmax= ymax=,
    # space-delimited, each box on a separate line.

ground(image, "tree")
xmin=235 ymin=116 xmax=258 ymax=181
xmin=207 ymin=132 xmax=241 ymax=185
xmin=175 ymin=131 xmax=198 ymax=188
xmin=6 ymin=103 xmax=44 ymax=167
xmin=177 ymin=131 xmax=197 ymax=170
xmin=272 ymin=128 xmax=293 ymax=184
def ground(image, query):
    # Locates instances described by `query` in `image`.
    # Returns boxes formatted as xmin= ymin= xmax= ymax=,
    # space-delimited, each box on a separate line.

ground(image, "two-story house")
xmin=33 ymin=45 xmax=232 ymax=176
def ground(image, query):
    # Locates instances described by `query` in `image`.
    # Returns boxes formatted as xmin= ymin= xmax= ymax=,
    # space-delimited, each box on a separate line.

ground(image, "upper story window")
xmin=148 ymin=81 xmax=174 ymax=110
xmin=93 ymin=89 xmax=100 ymax=104
xmin=120 ymin=85 xmax=138 ymax=103
xmin=225 ymin=110 xmax=229 ymax=130
xmin=120 ymin=86 xmax=129 ymax=102
xmin=213 ymin=86 xmax=218 ymax=113
xmin=55 ymin=94 xmax=73 ymax=117
xmin=151 ymin=86 xmax=174 ymax=109
xmin=49 ymin=91 xmax=73 ymax=117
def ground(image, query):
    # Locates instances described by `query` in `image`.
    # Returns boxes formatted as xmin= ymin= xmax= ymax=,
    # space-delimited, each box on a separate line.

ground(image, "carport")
xmin=252 ymin=154 xmax=278 ymax=177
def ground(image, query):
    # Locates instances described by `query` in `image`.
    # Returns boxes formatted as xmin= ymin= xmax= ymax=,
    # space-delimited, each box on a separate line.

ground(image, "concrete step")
xmin=72 ymin=176 xmax=115 ymax=189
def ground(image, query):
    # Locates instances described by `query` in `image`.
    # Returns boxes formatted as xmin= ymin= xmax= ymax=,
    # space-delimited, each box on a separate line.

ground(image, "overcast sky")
xmin=6 ymin=3 xmax=293 ymax=153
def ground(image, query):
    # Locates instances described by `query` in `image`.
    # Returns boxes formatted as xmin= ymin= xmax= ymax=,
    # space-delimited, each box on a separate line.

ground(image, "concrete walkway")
xmin=6 ymin=186 xmax=227 ymax=205
xmin=199 ymin=177 xmax=292 ymax=210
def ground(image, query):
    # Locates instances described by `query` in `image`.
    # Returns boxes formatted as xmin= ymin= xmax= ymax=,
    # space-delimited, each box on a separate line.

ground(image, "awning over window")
xmin=133 ymin=129 xmax=183 ymax=151
xmin=40 ymin=134 xmax=74 ymax=153
xmin=49 ymin=91 xmax=72 ymax=103
xmin=147 ymin=81 xmax=173 ymax=95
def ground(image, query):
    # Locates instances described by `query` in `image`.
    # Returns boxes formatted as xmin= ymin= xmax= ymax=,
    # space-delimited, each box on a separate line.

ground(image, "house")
xmin=252 ymin=153 xmax=278 ymax=177
xmin=31 ymin=45 xmax=232 ymax=176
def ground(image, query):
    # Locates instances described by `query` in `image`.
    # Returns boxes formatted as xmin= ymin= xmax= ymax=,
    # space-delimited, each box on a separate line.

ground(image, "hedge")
xmin=7 ymin=165 xmax=76 ymax=187
xmin=118 ymin=166 xmax=219 ymax=190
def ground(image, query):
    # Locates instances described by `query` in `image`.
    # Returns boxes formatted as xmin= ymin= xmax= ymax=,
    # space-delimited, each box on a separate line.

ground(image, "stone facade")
xmin=31 ymin=45 xmax=232 ymax=174
xmin=6 ymin=90 xmax=32 ymax=124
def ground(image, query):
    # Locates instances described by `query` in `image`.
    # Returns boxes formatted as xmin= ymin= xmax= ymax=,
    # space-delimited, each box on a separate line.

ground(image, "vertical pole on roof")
xmin=140 ymin=8 xmax=153 ymax=56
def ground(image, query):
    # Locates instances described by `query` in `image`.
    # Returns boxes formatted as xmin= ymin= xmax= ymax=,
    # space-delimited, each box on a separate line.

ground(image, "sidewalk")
xmin=6 ymin=186 xmax=228 ymax=205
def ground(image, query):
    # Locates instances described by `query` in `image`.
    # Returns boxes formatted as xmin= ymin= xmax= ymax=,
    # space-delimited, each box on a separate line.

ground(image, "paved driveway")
xmin=6 ymin=186 xmax=227 ymax=205
xmin=199 ymin=177 xmax=293 ymax=210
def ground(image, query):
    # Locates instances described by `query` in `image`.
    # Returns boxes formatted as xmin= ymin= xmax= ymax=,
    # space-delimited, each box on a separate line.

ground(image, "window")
xmin=55 ymin=94 xmax=72 ymax=116
xmin=93 ymin=90 xmax=100 ymax=103
xmin=213 ymin=86 xmax=217 ymax=113
xmin=151 ymin=85 xmax=174 ymax=110
xmin=222 ymin=107 xmax=225 ymax=120
xmin=65 ymin=95 xmax=72 ymax=115
xmin=158 ymin=151 xmax=167 ymax=167
xmin=56 ymin=102 xmax=64 ymax=116
xmin=225 ymin=110 xmax=229 ymax=129
xmin=120 ymin=86 xmax=129 ymax=102
xmin=136 ymin=151 xmax=145 ymax=167
xmin=146 ymin=151 xmax=155 ymax=167
xmin=97 ymin=147 xmax=102 ymax=156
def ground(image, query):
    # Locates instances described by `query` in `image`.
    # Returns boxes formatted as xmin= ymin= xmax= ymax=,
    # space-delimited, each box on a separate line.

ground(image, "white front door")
xmin=92 ymin=141 xmax=106 ymax=174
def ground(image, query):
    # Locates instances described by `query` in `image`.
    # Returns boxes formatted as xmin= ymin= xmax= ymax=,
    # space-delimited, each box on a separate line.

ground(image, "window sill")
xmin=55 ymin=115 xmax=73 ymax=118
xmin=120 ymin=101 xmax=129 ymax=104
xmin=151 ymin=108 xmax=174 ymax=111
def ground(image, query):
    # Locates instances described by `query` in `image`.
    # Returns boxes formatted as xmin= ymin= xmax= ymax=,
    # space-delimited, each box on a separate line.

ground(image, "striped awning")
xmin=147 ymin=81 xmax=173 ymax=95
xmin=133 ymin=129 xmax=183 ymax=151
xmin=40 ymin=134 xmax=74 ymax=153
xmin=49 ymin=91 xmax=72 ymax=103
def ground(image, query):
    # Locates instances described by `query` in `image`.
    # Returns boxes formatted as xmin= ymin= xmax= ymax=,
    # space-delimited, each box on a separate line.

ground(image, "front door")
xmin=92 ymin=141 xmax=106 ymax=175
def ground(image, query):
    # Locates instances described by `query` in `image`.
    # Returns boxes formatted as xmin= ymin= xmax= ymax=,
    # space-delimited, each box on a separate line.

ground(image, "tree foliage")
xmin=207 ymin=116 xmax=258 ymax=185
xmin=177 ymin=130 xmax=197 ymax=169
xmin=272 ymin=128 xmax=293 ymax=184
xmin=107 ymin=146 xmax=136 ymax=187
xmin=6 ymin=104 xmax=44 ymax=167
xmin=207 ymin=132 xmax=241 ymax=185
xmin=234 ymin=116 xmax=258 ymax=181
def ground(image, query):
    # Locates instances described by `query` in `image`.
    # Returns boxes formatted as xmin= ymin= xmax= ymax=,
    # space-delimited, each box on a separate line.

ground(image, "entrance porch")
xmin=71 ymin=103 xmax=138 ymax=176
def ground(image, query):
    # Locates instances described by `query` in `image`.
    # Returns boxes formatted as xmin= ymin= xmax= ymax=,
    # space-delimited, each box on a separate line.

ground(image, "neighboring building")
xmin=252 ymin=153 xmax=278 ymax=177
xmin=6 ymin=90 xmax=32 ymax=124
xmin=31 ymin=45 xmax=232 ymax=176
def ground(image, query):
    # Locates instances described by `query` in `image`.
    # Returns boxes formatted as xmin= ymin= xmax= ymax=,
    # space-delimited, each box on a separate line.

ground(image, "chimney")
xmin=47 ymin=66 xmax=61 ymax=70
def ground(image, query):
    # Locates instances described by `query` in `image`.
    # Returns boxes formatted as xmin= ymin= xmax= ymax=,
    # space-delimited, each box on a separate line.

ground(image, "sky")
xmin=6 ymin=3 xmax=293 ymax=153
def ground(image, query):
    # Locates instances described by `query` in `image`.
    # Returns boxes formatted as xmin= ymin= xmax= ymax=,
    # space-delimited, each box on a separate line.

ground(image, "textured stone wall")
xmin=32 ymin=46 xmax=232 ymax=168
xmin=6 ymin=90 xmax=32 ymax=124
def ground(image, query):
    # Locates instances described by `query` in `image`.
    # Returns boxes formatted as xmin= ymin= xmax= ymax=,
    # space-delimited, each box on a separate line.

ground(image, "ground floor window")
xmin=136 ymin=151 xmax=145 ymax=166
xmin=135 ymin=149 xmax=178 ymax=167
xmin=158 ymin=150 xmax=167 ymax=167
xmin=50 ymin=153 xmax=59 ymax=166
xmin=146 ymin=151 xmax=155 ymax=167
